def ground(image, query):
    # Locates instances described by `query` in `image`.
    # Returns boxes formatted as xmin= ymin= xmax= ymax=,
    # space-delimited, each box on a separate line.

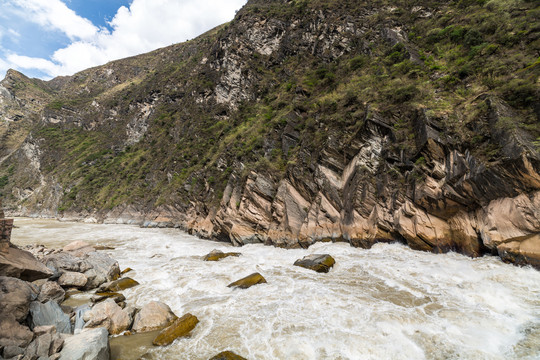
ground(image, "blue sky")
xmin=0 ymin=0 xmax=247 ymax=80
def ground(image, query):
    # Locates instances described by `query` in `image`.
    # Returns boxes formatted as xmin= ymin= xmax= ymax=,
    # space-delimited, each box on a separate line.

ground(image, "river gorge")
xmin=9 ymin=218 xmax=540 ymax=360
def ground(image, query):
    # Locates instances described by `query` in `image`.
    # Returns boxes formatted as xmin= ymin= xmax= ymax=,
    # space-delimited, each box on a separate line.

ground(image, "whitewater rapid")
xmin=11 ymin=218 xmax=540 ymax=360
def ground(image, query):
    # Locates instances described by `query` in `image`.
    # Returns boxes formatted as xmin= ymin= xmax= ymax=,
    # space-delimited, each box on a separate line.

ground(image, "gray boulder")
xmin=0 ymin=276 xmax=39 ymax=321
xmin=131 ymin=301 xmax=177 ymax=333
xmin=29 ymin=301 xmax=71 ymax=334
xmin=0 ymin=247 xmax=53 ymax=281
xmin=2 ymin=345 xmax=24 ymax=359
xmin=59 ymin=328 xmax=109 ymax=360
xmin=83 ymin=299 xmax=131 ymax=335
xmin=58 ymin=271 xmax=88 ymax=288
xmin=37 ymin=281 xmax=65 ymax=304
xmin=42 ymin=253 xmax=91 ymax=278
xmin=83 ymin=252 xmax=120 ymax=290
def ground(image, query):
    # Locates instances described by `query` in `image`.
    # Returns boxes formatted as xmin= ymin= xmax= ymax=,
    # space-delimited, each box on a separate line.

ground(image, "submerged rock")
xmin=83 ymin=298 xmax=131 ymax=335
xmin=0 ymin=246 xmax=53 ymax=281
xmin=227 ymin=273 xmax=267 ymax=289
xmin=29 ymin=300 xmax=72 ymax=334
xmin=152 ymin=313 xmax=199 ymax=346
xmin=120 ymin=267 xmax=133 ymax=275
xmin=203 ymin=249 xmax=241 ymax=261
xmin=209 ymin=351 xmax=247 ymax=360
xmin=59 ymin=327 xmax=109 ymax=360
xmin=293 ymin=254 xmax=335 ymax=273
xmin=98 ymin=277 xmax=139 ymax=292
xmin=131 ymin=301 xmax=177 ymax=333
xmin=91 ymin=292 xmax=125 ymax=304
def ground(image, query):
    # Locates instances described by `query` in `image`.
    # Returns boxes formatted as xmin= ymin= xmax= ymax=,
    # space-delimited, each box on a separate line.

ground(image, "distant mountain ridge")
xmin=0 ymin=0 xmax=539 ymax=267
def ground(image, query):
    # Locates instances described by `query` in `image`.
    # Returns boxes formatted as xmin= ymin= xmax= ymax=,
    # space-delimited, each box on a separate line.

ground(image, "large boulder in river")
xmin=293 ymin=254 xmax=335 ymax=273
xmin=42 ymin=252 xmax=91 ymax=277
xmin=0 ymin=246 xmax=53 ymax=281
xmin=58 ymin=271 xmax=88 ymax=288
xmin=203 ymin=249 xmax=241 ymax=261
xmin=59 ymin=327 xmax=110 ymax=360
xmin=227 ymin=273 xmax=267 ymax=289
xmin=29 ymin=300 xmax=72 ymax=334
xmin=0 ymin=276 xmax=39 ymax=321
xmin=131 ymin=301 xmax=177 ymax=333
xmin=83 ymin=252 xmax=120 ymax=290
xmin=63 ymin=241 xmax=95 ymax=257
xmin=37 ymin=281 xmax=66 ymax=304
xmin=83 ymin=299 xmax=132 ymax=335
xmin=152 ymin=313 xmax=199 ymax=346
xmin=98 ymin=277 xmax=139 ymax=292
xmin=0 ymin=314 xmax=34 ymax=347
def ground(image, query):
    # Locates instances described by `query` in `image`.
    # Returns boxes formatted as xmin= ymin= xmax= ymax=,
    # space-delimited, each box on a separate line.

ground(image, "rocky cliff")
xmin=0 ymin=0 xmax=539 ymax=267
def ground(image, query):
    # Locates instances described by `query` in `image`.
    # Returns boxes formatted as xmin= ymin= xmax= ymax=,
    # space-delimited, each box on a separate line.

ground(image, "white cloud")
xmin=1 ymin=0 xmax=247 ymax=79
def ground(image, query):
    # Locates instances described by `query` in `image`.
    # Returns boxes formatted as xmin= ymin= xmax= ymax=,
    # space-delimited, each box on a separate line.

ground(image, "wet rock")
xmin=0 ymin=247 xmax=53 ymax=281
xmin=94 ymin=245 xmax=115 ymax=251
xmin=62 ymin=241 xmax=94 ymax=257
xmin=131 ymin=301 xmax=177 ymax=333
xmin=0 ymin=276 xmax=39 ymax=321
xmin=497 ymin=235 xmax=540 ymax=269
xmin=203 ymin=249 xmax=241 ymax=261
xmin=57 ymin=272 xmax=87 ymax=288
xmin=83 ymin=299 xmax=131 ymax=335
xmin=294 ymin=254 xmax=335 ymax=273
xmin=29 ymin=301 xmax=72 ymax=334
xmin=227 ymin=273 xmax=267 ymax=289
xmin=83 ymin=252 xmax=120 ymax=290
xmin=97 ymin=277 xmax=139 ymax=292
xmin=152 ymin=313 xmax=199 ymax=346
xmin=209 ymin=351 xmax=247 ymax=360
xmin=0 ymin=314 xmax=34 ymax=347
xmin=91 ymin=292 xmax=125 ymax=304
xmin=120 ymin=267 xmax=133 ymax=275
xmin=37 ymin=281 xmax=65 ymax=304
xmin=59 ymin=328 xmax=109 ymax=360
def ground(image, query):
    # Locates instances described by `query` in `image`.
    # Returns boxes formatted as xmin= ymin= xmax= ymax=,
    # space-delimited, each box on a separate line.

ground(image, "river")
xmin=10 ymin=218 xmax=540 ymax=360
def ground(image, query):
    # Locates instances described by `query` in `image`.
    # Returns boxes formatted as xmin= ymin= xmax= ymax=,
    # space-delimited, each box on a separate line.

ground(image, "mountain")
xmin=0 ymin=0 xmax=539 ymax=267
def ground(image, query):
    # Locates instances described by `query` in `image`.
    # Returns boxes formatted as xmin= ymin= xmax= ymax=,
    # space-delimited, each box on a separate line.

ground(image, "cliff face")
xmin=0 ymin=0 xmax=539 ymax=267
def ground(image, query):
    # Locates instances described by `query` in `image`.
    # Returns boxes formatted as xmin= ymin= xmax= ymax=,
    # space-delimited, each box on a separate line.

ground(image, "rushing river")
xmin=10 ymin=218 xmax=540 ymax=360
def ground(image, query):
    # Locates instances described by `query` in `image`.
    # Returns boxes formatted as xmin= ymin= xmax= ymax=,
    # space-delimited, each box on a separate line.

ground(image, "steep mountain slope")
xmin=0 ymin=0 xmax=539 ymax=267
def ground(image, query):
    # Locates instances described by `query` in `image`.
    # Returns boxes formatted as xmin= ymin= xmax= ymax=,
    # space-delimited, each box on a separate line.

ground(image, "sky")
xmin=0 ymin=0 xmax=247 ymax=80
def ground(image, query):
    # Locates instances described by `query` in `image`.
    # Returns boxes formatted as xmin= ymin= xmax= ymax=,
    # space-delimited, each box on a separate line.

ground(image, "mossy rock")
xmin=152 ymin=313 xmax=199 ymax=346
xmin=209 ymin=351 xmax=247 ymax=360
xmin=91 ymin=292 xmax=126 ymax=304
xmin=293 ymin=254 xmax=335 ymax=273
xmin=99 ymin=277 xmax=139 ymax=292
xmin=120 ymin=267 xmax=133 ymax=275
xmin=227 ymin=272 xmax=267 ymax=289
xmin=203 ymin=249 xmax=242 ymax=261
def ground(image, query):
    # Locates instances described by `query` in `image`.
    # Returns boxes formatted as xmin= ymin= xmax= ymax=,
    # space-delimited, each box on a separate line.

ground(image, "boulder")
xmin=37 ymin=281 xmax=65 ymax=304
xmin=62 ymin=241 xmax=95 ymax=257
xmin=203 ymin=249 xmax=241 ymax=261
xmin=293 ymin=254 xmax=335 ymax=273
xmin=98 ymin=277 xmax=139 ymax=292
xmin=83 ymin=299 xmax=131 ymax=335
xmin=42 ymin=253 xmax=91 ymax=277
xmin=25 ymin=332 xmax=53 ymax=359
xmin=33 ymin=325 xmax=56 ymax=336
xmin=0 ymin=276 xmax=39 ymax=321
xmin=227 ymin=273 xmax=267 ymax=289
xmin=73 ymin=304 xmax=91 ymax=334
xmin=58 ymin=272 xmax=88 ymax=288
xmin=91 ymin=292 xmax=125 ymax=304
xmin=2 ymin=345 xmax=25 ymax=358
xmin=120 ymin=267 xmax=133 ymax=275
xmin=0 ymin=314 xmax=34 ymax=347
xmin=152 ymin=313 xmax=199 ymax=346
xmin=0 ymin=247 xmax=53 ymax=281
xmin=131 ymin=301 xmax=177 ymax=333
xmin=83 ymin=252 xmax=120 ymax=290
xmin=59 ymin=328 xmax=109 ymax=360
xmin=29 ymin=301 xmax=72 ymax=334
xmin=209 ymin=351 xmax=248 ymax=360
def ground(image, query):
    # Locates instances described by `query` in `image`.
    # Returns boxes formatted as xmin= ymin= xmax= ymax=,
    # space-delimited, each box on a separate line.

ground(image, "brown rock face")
xmin=0 ymin=246 xmax=53 ymax=281
xmin=152 ymin=313 xmax=199 ymax=346
xmin=0 ymin=314 xmax=34 ymax=348
xmin=0 ymin=276 xmax=39 ymax=321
